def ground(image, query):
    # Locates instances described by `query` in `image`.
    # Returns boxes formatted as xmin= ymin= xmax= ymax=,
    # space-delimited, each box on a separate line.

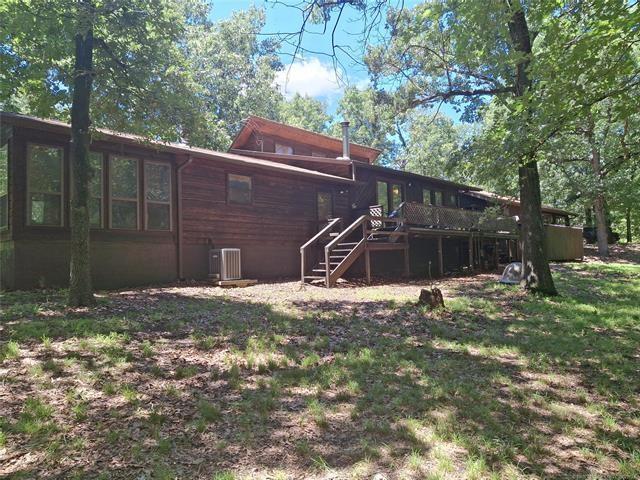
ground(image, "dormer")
xmin=229 ymin=116 xmax=380 ymax=164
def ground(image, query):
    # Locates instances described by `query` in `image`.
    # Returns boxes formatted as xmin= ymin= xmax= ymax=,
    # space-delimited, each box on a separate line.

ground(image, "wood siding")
xmin=545 ymin=225 xmax=584 ymax=261
xmin=180 ymin=157 xmax=351 ymax=279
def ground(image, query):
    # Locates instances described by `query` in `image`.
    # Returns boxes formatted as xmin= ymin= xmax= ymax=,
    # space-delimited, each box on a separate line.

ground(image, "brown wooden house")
xmin=0 ymin=112 xmax=582 ymax=290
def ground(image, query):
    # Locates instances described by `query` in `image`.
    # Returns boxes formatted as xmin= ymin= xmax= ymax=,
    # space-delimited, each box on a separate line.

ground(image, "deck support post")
xmin=507 ymin=239 xmax=513 ymax=263
xmin=403 ymin=246 xmax=410 ymax=277
xmin=494 ymin=238 xmax=499 ymax=269
xmin=365 ymin=248 xmax=371 ymax=284
xmin=437 ymin=236 xmax=444 ymax=277
xmin=468 ymin=235 xmax=474 ymax=270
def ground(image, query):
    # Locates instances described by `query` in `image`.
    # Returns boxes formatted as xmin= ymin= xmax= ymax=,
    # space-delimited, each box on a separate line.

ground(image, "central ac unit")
xmin=209 ymin=248 xmax=242 ymax=281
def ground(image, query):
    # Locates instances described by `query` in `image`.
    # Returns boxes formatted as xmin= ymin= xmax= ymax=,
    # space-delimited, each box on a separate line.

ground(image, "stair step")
xmin=312 ymin=269 xmax=328 ymax=273
xmin=304 ymin=275 xmax=325 ymax=280
xmin=337 ymin=242 xmax=359 ymax=247
xmin=319 ymin=262 xmax=341 ymax=266
xmin=332 ymin=248 xmax=353 ymax=253
xmin=329 ymin=232 xmax=339 ymax=237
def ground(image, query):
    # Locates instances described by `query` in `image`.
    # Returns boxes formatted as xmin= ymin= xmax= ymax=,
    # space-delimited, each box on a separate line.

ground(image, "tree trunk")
xmin=626 ymin=207 xmax=632 ymax=243
xmin=519 ymin=162 xmax=557 ymax=294
xmin=586 ymin=115 xmax=609 ymax=257
xmin=68 ymin=1 xmax=95 ymax=307
xmin=507 ymin=2 xmax=557 ymax=295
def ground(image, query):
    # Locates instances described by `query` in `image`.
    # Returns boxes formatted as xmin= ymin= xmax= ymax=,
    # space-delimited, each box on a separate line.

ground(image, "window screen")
xmin=28 ymin=145 xmax=63 ymax=226
xmin=110 ymin=156 xmax=139 ymax=229
xmin=228 ymin=174 xmax=252 ymax=205
xmin=145 ymin=162 xmax=171 ymax=230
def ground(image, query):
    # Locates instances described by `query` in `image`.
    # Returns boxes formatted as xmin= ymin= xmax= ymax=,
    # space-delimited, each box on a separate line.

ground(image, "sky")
xmin=208 ymin=0 xmax=423 ymax=113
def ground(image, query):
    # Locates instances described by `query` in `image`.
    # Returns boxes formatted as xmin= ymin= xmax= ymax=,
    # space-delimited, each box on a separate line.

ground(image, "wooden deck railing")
xmin=399 ymin=202 xmax=517 ymax=234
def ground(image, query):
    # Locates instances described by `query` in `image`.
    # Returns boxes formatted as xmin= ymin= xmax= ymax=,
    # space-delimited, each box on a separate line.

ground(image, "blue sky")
xmin=209 ymin=0 xmax=423 ymax=113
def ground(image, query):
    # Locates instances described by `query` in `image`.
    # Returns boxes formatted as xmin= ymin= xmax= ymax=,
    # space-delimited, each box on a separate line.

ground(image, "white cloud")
xmin=275 ymin=58 xmax=342 ymax=99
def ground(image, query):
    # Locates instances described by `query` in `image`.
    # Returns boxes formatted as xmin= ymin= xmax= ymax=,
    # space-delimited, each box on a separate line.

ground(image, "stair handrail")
xmin=300 ymin=217 xmax=342 ymax=281
xmin=324 ymin=215 xmax=368 ymax=252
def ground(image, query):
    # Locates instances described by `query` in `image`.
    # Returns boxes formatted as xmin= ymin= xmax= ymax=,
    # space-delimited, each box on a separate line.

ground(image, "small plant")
xmin=194 ymin=333 xmax=218 ymax=350
xmin=72 ymin=402 xmax=88 ymax=422
xmin=102 ymin=381 xmax=118 ymax=395
xmin=2 ymin=340 xmax=20 ymax=360
xmin=175 ymin=365 xmax=198 ymax=379
xmin=306 ymin=398 xmax=328 ymax=428
xmin=140 ymin=340 xmax=154 ymax=357
xmin=41 ymin=336 xmax=53 ymax=350
xmin=155 ymin=436 xmax=172 ymax=455
xmin=121 ymin=385 xmax=138 ymax=404
xmin=198 ymin=399 xmax=222 ymax=423
xmin=212 ymin=471 xmax=236 ymax=480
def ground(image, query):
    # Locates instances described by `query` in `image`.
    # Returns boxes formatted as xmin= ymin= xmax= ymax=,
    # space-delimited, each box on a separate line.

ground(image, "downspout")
xmin=176 ymin=155 xmax=193 ymax=280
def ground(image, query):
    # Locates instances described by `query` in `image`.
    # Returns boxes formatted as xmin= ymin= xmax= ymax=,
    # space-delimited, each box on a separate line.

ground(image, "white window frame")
xmin=26 ymin=143 xmax=64 ymax=227
xmin=144 ymin=160 xmax=172 ymax=231
xmin=109 ymin=155 xmax=140 ymax=230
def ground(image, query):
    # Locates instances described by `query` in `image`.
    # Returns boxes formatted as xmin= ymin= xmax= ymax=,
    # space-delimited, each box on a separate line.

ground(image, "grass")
xmin=1 ymin=260 xmax=639 ymax=479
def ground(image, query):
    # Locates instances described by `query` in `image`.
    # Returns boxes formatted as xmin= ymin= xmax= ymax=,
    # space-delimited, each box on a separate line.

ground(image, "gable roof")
xmin=463 ymin=190 xmax=575 ymax=216
xmin=0 ymin=111 xmax=355 ymax=185
xmin=230 ymin=115 xmax=381 ymax=163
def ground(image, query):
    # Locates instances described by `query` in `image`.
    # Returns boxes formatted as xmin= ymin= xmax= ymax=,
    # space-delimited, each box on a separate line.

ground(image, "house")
xmin=0 ymin=112 xmax=582 ymax=290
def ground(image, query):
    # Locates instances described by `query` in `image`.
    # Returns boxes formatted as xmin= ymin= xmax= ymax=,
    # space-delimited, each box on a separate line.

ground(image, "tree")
xmin=397 ymin=112 xmax=470 ymax=181
xmin=331 ymin=86 xmax=403 ymax=166
xmin=278 ymin=93 xmax=331 ymax=133
xmin=2 ymin=0 xmax=206 ymax=305
xmin=184 ymin=7 xmax=285 ymax=149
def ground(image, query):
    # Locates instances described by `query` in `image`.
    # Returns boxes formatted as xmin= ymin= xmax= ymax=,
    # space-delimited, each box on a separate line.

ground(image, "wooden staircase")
xmin=300 ymin=214 xmax=409 ymax=287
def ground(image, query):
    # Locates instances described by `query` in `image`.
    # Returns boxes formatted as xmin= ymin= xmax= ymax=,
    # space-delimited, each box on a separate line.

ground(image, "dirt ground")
xmin=1 ymin=245 xmax=639 ymax=479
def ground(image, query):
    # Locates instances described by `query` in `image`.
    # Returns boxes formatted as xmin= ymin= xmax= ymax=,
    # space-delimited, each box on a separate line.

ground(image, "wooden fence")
xmin=545 ymin=224 xmax=584 ymax=261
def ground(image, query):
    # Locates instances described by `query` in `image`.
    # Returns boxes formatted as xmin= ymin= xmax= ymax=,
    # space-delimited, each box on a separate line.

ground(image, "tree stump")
xmin=418 ymin=287 xmax=445 ymax=309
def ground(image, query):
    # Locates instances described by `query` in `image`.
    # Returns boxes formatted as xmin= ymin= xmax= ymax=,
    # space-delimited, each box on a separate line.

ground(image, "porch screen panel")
xmin=422 ymin=188 xmax=432 ymax=205
xmin=434 ymin=191 xmax=443 ymax=206
xmin=145 ymin=162 xmax=171 ymax=230
xmin=376 ymin=181 xmax=389 ymax=215
xmin=390 ymin=183 xmax=403 ymax=211
xmin=27 ymin=145 xmax=63 ymax=226
xmin=110 ymin=156 xmax=139 ymax=229
xmin=317 ymin=191 xmax=333 ymax=221
xmin=0 ymin=142 xmax=7 ymax=228
xmin=89 ymin=152 xmax=103 ymax=227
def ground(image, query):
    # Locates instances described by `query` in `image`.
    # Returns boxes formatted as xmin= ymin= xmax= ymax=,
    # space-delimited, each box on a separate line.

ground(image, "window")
xmin=110 ymin=156 xmax=139 ymax=229
xmin=27 ymin=144 xmax=63 ymax=226
xmin=434 ymin=191 xmax=443 ymax=206
xmin=376 ymin=181 xmax=389 ymax=215
xmin=89 ymin=152 xmax=103 ymax=228
xmin=317 ymin=191 xmax=333 ymax=221
xmin=145 ymin=162 xmax=172 ymax=230
xmin=446 ymin=192 xmax=457 ymax=207
xmin=0 ymin=141 xmax=7 ymax=228
xmin=422 ymin=188 xmax=432 ymax=205
xmin=275 ymin=143 xmax=293 ymax=155
xmin=227 ymin=174 xmax=252 ymax=205
xmin=390 ymin=183 xmax=403 ymax=211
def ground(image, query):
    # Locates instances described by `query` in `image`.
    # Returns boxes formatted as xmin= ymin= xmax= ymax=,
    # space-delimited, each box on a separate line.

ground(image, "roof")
xmin=0 ymin=111 xmax=355 ymax=185
xmin=463 ymin=190 xmax=575 ymax=216
xmin=355 ymin=162 xmax=482 ymax=192
xmin=230 ymin=115 xmax=381 ymax=163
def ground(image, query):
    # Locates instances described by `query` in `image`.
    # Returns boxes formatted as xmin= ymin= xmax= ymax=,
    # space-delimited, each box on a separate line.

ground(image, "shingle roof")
xmin=230 ymin=115 xmax=381 ymax=163
xmin=463 ymin=190 xmax=575 ymax=216
xmin=0 ymin=111 xmax=355 ymax=185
